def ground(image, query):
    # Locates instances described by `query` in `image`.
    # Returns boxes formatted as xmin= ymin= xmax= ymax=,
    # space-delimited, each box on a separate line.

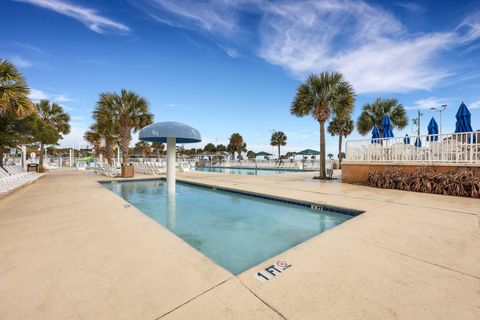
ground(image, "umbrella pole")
xmin=167 ymin=137 xmax=176 ymax=194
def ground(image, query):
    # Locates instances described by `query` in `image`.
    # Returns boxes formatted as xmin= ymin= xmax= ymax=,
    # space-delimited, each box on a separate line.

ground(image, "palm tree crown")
xmin=291 ymin=71 xmax=355 ymax=178
xmin=92 ymin=93 xmax=119 ymax=164
xmin=35 ymin=99 xmax=71 ymax=166
xmin=0 ymin=59 xmax=34 ymax=118
xmin=229 ymin=133 xmax=246 ymax=160
xmin=84 ymin=125 xmax=102 ymax=156
xmin=270 ymin=131 xmax=287 ymax=159
xmin=115 ymin=89 xmax=153 ymax=164
xmin=357 ymin=98 xmax=408 ymax=137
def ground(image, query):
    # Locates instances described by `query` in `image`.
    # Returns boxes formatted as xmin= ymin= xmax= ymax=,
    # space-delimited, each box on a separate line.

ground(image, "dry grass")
xmin=367 ymin=167 xmax=480 ymax=198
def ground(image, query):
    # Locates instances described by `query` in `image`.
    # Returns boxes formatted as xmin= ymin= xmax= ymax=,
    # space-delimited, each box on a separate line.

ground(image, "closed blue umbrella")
xmin=455 ymin=102 xmax=476 ymax=143
xmin=403 ymin=134 xmax=410 ymax=144
xmin=454 ymin=102 xmax=473 ymax=133
xmin=427 ymin=117 xmax=439 ymax=141
xmin=381 ymin=114 xmax=394 ymax=138
xmin=371 ymin=125 xmax=380 ymax=144
xmin=414 ymin=137 xmax=422 ymax=147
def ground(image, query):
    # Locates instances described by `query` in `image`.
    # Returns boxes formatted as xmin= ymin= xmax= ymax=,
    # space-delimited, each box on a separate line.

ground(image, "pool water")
xmin=103 ymin=180 xmax=352 ymax=274
xmin=195 ymin=166 xmax=312 ymax=175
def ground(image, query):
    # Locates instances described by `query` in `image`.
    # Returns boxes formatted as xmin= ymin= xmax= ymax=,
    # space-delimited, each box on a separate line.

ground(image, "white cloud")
xmin=258 ymin=1 xmax=457 ymax=93
xmin=16 ymin=0 xmax=129 ymax=34
xmin=29 ymin=88 xmax=49 ymax=101
xmin=407 ymin=97 xmax=449 ymax=110
xmin=218 ymin=44 xmax=239 ymax=58
xmin=395 ymin=2 xmax=426 ymax=13
xmin=13 ymin=41 xmax=45 ymax=54
xmin=53 ymin=94 xmax=73 ymax=102
xmin=470 ymin=100 xmax=480 ymax=109
xmin=130 ymin=0 xmax=250 ymax=37
xmin=133 ymin=0 xmax=480 ymax=94
xmin=457 ymin=12 xmax=480 ymax=43
xmin=12 ymin=41 xmax=45 ymax=54
xmin=28 ymin=88 xmax=74 ymax=106
xmin=10 ymin=56 xmax=32 ymax=68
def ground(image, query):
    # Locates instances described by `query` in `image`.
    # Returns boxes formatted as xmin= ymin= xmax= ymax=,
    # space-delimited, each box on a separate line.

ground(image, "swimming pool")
xmin=103 ymin=179 xmax=353 ymax=274
xmin=195 ymin=166 xmax=313 ymax=175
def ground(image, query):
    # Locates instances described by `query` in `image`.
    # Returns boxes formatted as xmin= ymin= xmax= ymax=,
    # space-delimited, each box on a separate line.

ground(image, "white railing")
xmin=345 ymin=132 xmax=480 ymax=164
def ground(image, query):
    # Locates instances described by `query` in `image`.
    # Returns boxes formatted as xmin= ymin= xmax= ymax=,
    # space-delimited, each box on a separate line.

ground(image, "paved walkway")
xmin=0 ymin=169 xmax=479 ymax=319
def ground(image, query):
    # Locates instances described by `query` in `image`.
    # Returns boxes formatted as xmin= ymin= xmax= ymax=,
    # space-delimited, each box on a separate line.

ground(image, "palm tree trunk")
xmin=319 ymin=121 xmax=326 ymax=178
xmin=119 ymin=126 xmax=131 ymax=165
xmin=0 ymin=147 xmax=4 ymax=168
xmin=39 ymin=143 xmax=44 ymax=166
xmin=338 ymin=135 xmax=343 ymax=170
xmin=105 ymin=140 xmax=113 ymax=165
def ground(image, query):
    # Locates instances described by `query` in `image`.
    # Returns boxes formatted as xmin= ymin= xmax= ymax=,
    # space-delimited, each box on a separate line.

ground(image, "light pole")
xmin=430 ymin=104 xmax=447 ymax=134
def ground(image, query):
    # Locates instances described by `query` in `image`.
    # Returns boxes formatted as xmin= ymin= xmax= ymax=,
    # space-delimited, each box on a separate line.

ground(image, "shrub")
xmin=367 ymin=167 xmax=480 ymax=198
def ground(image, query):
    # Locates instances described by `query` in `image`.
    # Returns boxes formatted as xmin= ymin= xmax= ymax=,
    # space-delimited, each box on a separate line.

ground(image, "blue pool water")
xmin=195 ymin=166 xmax=313 ymax=175
xmin=103 ymin=180 xmax=352 ymax=274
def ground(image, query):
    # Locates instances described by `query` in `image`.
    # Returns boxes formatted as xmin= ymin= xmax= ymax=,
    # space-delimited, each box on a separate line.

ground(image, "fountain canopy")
xmin=139 ymin=121 xmax=201 ymax=143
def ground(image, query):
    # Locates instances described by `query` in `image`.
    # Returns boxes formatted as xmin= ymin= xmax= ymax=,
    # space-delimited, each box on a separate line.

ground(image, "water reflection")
xmin=166 ymin=194 xmax=176 ymax=230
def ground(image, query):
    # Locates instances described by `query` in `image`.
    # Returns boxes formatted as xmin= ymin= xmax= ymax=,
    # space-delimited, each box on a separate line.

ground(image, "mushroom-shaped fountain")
xmin=138 ymin=121 xmax=201 ymax=194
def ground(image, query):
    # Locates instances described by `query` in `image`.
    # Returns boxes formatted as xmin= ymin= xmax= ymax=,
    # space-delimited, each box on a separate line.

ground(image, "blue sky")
xmin=1 ymin=0 xmax=480 ymax=154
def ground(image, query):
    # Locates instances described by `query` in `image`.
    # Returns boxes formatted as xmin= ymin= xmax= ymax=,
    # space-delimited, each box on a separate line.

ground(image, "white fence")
xmin=345 ymin=132 xmax=480 ymax=164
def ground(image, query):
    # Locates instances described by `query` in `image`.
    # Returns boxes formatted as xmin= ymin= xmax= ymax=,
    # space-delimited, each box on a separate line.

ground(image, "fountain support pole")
xmin=167 ymin=137 xmax=176 ymax=194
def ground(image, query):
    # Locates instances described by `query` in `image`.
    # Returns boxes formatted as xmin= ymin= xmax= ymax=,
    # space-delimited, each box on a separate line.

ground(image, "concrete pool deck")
xmin=0 ymin=169 xmax=479 ymax=319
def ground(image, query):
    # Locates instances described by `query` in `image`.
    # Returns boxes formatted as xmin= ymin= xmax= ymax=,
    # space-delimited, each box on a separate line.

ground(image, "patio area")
xmin=0 ymin=169 xmax=479 ymax=319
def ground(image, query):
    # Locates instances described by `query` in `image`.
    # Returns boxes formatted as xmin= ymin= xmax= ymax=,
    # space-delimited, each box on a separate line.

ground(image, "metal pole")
xmin=417 ymin=110 xmax=421 ymax=136
xmin=167 ymin=137 xmax=176 ymax=194
xmin=69 ymin=148 xmax=73 ymax=167
xmin=21 ymin=145 xmax=26 ymax=170
xmin=439 ymin=109 xmax=442 ymax=134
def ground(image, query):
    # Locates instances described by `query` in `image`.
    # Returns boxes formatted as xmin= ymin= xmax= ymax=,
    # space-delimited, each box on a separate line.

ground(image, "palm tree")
xmin=291 ymin=71 xmax=355 ymax=178
xmin=112 ymin=89 xmax=153 ymax=165
xmin=92 ymin=93 xmax=118 ymax=165
xmin=203 ymin=143 xmax=216 ymax=153
xmin=151 ymin=142 xmax=165 ymax=156
xmin=216 ymin=144 xmax=227 ymax=152
xmin=246 ymin=150 xmax=255 ymax=159
xmin=0 ymin=59 xmax=35 ymax=119
xmin=133 ymin=141 xmax=152 ymax=158
xmin=84 ymin=126 xmax=102 ymax=156
xmin=35 ymin=99 xmax=70 ymax=166
xmin=328 ymin=115 xmax=354 ymax=170
xmin=270 ymin=131 xmax=287 ymax=159
xmin=229 ymin=133 xmax=247 ymax=160
xmin=357 ymin=98 xmax=408 ymax=137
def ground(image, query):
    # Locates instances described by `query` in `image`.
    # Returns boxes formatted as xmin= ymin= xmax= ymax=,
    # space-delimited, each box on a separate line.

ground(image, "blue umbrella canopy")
xmin=414 ymin=137 xmax=422 ymax=147
xmin=381 ymin=114 xmax=394 ymax=138
xmin=371 ymin=125 xmax=380 ymax=144
xmin=403 ymin=134 xmax=410 ymax=144
xmin=427 ymin=117 xmax=439 ymax=141
xmin=454 ymin=102 xmax=473 ymax=133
